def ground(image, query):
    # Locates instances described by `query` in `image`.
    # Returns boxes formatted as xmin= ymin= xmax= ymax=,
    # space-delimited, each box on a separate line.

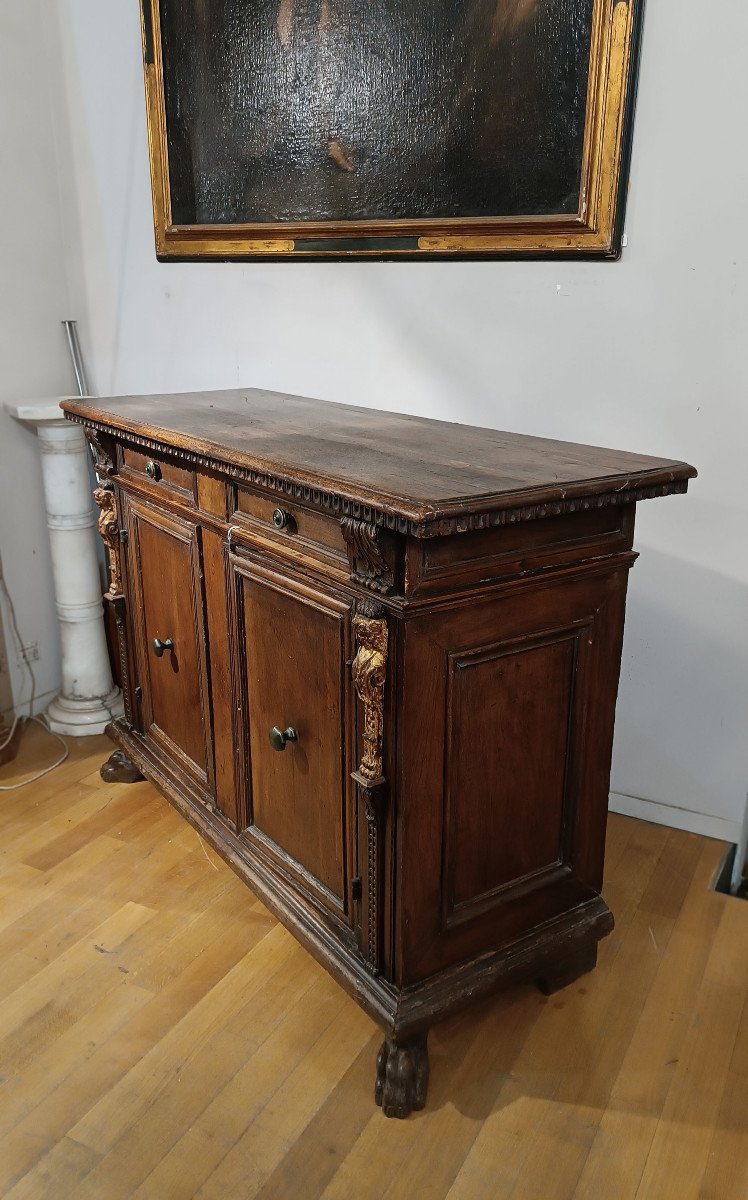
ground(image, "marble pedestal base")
xmin=46 ymin=690 xmax=122 ymax=737
xmin=8 ymin=401 xmax=123 ymax=736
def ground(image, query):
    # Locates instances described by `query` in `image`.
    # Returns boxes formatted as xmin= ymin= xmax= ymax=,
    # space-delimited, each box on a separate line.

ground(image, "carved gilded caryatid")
xmin=351 ymin=605 xmax=388 ymax=783
xmin=94 ymin=486 xmax=121 ymax=596
xmin=87 ymin=422 xmax=138 ymax=743
xmin=351 ymin=600 xmax=389 ymax=974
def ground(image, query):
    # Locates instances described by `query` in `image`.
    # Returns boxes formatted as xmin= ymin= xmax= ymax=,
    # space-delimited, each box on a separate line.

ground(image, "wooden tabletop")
xmin=61 ymin=388 xmax=696 ymax=529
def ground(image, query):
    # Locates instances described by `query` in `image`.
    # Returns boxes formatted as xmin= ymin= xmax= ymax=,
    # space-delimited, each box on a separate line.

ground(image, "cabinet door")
xmin=126 ymin=496 xmax=213 ymax=795
xmin=236 ymin=560 xmax=354 ymax=923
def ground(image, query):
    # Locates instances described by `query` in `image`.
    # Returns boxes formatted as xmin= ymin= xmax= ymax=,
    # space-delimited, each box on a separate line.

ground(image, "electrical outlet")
xmin=17 ymin=642 xmax=39 ymax=665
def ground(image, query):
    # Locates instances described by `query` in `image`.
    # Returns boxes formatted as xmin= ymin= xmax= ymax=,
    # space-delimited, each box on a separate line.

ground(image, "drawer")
xmin=121 ymin=446 xmax=196 ymax=501
xmin=231 ymin=486 xmax=348 ymax=573
xmin=405 ymin=505 xmax=635 ymax=595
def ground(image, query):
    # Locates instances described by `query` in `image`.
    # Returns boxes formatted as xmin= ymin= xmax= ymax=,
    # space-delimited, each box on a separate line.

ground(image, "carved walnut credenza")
xmin=61 ymin=389 xmax=695 ymax=1118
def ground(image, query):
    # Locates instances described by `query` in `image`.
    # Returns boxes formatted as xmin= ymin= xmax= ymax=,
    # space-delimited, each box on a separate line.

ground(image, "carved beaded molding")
xmin=68 ymin=415 xmax=689 ymax=538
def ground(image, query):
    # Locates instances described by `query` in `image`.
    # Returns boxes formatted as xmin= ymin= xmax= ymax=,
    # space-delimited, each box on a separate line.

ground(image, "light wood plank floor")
xmin=0 ymin=723 xmax=746 ymax=1200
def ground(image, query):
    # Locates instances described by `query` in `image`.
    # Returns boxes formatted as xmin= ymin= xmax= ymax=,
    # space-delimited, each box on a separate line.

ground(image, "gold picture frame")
xmin=140 ymin=0 xmax=643 ymax=261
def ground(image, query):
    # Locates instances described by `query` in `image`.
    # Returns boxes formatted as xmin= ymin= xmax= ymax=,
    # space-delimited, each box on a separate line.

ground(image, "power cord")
xmin=0 ymin=556 xmax=69 ymax=789
xmin=0 ymin=715 xmax=69 ymax=790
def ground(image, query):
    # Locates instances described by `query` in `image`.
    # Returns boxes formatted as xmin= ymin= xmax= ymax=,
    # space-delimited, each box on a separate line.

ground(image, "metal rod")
xmin=730 ymin=792 xmax=748 ymax=895
xmin=62 ymin=320 xmax=90 ymax=398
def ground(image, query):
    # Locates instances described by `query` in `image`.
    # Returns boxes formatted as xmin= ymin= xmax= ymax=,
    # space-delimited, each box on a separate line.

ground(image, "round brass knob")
xmin=272 ymin=508 xmax=291 ymax=530
xmin=269 ymin=725 xmax=297 ymax=751
xmin=151 ymin=636 xmax=174 ymax=658
xmin=145 ymin=459 xmax=161 ymax=480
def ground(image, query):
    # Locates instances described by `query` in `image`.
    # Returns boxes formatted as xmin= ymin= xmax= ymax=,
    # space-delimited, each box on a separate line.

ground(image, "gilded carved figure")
xmin=351 ymin=612 xmax=388 ymax=783
xmin=94 ymin=486 xmax=121 ymax=596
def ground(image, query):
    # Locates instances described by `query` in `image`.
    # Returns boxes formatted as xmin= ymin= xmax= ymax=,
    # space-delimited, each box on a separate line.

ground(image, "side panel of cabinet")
xmin=396 ymin=565 xmax=630 ymax=985
xmin=445 ymin=630 xmax=577 ymax=920
xmin=232 ymin=558 xmax=356 ymax=924
xmin=124 ymin=494 xmax=214 ymax=796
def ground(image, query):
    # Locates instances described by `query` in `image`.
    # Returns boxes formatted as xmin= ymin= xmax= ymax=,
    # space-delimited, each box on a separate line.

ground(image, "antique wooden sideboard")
xmin=61 ymin=389 xmax=695 ymax=1118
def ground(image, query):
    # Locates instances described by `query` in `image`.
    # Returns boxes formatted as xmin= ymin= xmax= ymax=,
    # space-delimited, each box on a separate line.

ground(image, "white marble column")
xmin=8 ymin=401 xmax=123 ymax=735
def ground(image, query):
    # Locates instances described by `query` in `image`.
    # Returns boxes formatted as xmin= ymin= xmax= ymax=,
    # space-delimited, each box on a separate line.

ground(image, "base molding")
xmin=46 ymin=688 xmax=124 ymax=736
xmin=104 ymin=720 xmax=615 ymax=1040
xmin=609 ymin=791 xmax=740 ymax=844
xmin=396 ymin=896 xmax=612 ymax=1035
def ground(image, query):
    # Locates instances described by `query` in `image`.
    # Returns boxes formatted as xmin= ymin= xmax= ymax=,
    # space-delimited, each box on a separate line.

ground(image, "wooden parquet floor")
xmin=0 ymin=722 xmax=746 ymax=1200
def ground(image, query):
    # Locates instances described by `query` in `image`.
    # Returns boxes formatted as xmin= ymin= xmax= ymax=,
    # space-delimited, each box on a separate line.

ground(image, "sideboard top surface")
xmin=61 ymin=388 xmax=696 ymax=531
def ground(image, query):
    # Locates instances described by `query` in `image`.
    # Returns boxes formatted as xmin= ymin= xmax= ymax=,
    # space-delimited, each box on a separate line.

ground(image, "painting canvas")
xmin=141 ymin=0 xmax=642 ymax=259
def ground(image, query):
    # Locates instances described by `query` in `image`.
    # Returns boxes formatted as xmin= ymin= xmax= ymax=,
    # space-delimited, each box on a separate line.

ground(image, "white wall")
xmin=48 ymin=0 xmax=747 ymax=839
xmin=0 ymin=0 xmax=79 ymax=718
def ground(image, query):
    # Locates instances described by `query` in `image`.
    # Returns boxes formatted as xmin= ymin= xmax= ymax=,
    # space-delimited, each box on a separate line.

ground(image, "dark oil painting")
xmin=159 ymin=0 xmax=597 ymax=227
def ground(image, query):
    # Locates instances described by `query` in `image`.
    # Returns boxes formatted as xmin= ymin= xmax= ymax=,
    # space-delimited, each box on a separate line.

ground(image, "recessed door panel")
xmin=127 ymin=497 xmax=212 ymax=790
xmin=239 ymin=563 xmax=353 ymax=917
xmin=445 ymin=633 xmax=576 ymax=924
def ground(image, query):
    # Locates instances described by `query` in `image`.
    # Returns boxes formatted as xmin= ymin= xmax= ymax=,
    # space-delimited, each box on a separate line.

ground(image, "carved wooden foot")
xmin=535 ymin=941 xmax=598 ymax=995
xmin=375 ymin=1032 xmax=429 ymax=1118
xmin=100 ymin=749 xmax=144 ymax=784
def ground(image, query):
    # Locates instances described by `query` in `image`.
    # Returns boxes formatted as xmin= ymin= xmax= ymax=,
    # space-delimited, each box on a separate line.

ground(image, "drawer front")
xmin=121 ymin=446 xmax=196 ymax=500
xmin=126 ymin=496 xmax=213 ymax=793
xmin=231 ymin=486 xmax=348 ymax=578
xmin=405 ymin=506 xmax=635 ymax=596
xmin=235 ymin=559 xmax=354 ymax=921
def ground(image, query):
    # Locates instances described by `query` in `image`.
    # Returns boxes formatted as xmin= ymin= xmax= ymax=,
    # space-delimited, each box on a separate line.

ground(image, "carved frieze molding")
xmin=341 ymin=517 xmax=394 ymax=595
xmin=418 ymin=481 xmax=690 ymax=536
xmin=67 ymin=414 xmax=689 ymax=538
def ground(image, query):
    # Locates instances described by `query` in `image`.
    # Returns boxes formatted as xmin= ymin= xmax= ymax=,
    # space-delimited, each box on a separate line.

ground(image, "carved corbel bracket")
xmin=85 ymin=427 xmax=116 ymax=481
xmin=341 ymin=518 xmax=394 ymax=595
xmin=351 ymin=599 xmax=389 ymax=973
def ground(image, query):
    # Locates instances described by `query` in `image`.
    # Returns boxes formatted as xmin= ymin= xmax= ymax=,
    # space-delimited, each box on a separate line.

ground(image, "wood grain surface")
xmin=61 ymin=390 xmax=696 ymax=526
xmin=0 ymin=725 xmax=745 ymax=1199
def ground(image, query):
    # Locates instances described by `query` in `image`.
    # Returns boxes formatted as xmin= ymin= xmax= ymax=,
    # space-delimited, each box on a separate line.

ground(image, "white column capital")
xmin=6 ymin=399 xmax=69 ymax=426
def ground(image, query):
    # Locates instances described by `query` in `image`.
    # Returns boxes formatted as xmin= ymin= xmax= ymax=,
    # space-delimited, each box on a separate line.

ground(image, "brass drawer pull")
xmin=151 ymin=636 xmax=174 ymax=657
xmin=269 ymin=725 xmax=297 ymax=751
xmin=272 ymin=507 xmax=291 ymax=530
xmin=145 ymin=459 xmax=161 ymax=481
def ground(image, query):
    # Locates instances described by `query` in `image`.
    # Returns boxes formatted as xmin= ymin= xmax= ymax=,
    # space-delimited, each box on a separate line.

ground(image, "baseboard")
xmin=609 ymin=791 xmax=741 ymax=845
